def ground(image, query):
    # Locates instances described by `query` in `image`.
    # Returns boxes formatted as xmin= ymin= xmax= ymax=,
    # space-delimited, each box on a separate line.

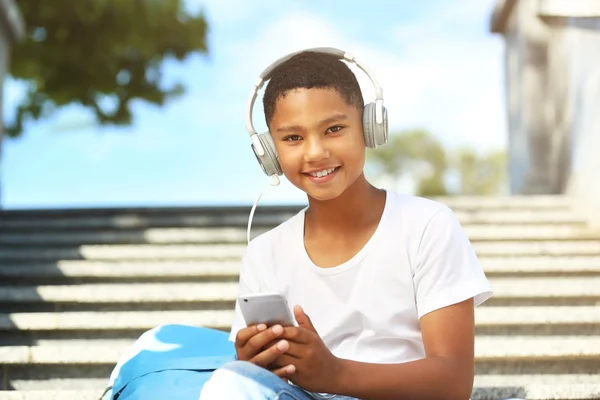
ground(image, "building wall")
xmin=501 ymin=0 xmax=561 ymax=194
xmin=493 ymin=1 xmax=600 ymax=203
xmin=563 ymin=18 xmax=600 ymax=225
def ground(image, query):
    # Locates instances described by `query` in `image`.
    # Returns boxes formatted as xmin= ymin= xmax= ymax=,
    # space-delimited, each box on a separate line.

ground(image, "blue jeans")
xmin=199 ymin=360 xmax=360 ymax=400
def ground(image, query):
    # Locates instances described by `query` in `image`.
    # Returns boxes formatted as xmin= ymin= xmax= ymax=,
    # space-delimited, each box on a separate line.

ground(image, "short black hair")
xmin=262 ymin=51 xmax=364 ymax=125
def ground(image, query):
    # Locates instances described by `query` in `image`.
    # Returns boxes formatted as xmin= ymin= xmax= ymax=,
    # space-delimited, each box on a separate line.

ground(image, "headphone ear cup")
xmin=251 ymin=132 xmax=283 ymax=176
xmin=362 ymin=102 xmax=388 ymax=148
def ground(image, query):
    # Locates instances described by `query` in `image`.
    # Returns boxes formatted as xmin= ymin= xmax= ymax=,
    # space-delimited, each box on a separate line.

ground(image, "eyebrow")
xmin=276 ymin=113 xmax=349 ymax=133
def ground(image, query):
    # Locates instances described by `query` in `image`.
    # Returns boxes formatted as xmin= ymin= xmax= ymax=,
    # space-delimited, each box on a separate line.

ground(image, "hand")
xmin=234 ymin=323 xmax=296 ymax=378
xmin=270 ymin=305 xmax=345 ymax=393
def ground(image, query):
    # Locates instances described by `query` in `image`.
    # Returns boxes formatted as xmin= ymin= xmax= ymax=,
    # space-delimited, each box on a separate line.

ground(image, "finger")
xmin=271 ymin=363 xmax=296 ymax=379
xmin=294 ymin=305 xmax=318 ymax=334
xmin=280 ymin=326 xmax=310 ymax=344
xmin=270 ymin=352 xmax=300 ymax=368
xmin=250 ymin=339 xmax=290 ymax=368
xmin=235 ymin=324 xmax=268 ymax=348
xmin=274 ymin=342 xmax=305 ymax=360
xmin=245 ymin=324 xmax=284 ymax=355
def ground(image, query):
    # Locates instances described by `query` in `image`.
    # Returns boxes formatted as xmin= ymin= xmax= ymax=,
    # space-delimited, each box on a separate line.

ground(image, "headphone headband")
xmin=245 ymin=47 xmax=385 ymax=156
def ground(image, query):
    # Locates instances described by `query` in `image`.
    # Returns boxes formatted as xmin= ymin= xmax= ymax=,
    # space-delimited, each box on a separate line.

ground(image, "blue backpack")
xmin=101 ymin=324 xmax=236 ymax=400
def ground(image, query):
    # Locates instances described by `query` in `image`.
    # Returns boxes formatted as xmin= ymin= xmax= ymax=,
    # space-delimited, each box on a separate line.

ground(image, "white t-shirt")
xmin=229 ymin=191 xmax=493 ymax=364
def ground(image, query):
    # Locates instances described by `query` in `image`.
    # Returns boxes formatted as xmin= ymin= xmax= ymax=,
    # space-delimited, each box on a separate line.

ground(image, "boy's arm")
xmin=333 ymin=298 xmax=475 ymax=400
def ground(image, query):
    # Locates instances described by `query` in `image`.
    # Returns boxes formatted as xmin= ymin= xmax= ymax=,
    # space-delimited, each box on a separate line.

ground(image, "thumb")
xmin=294 ymin=305 xmax=317 ymax=334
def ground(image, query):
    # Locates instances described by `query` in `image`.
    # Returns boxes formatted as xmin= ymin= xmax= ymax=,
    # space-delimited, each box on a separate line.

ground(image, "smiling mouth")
xmin=303 ymin=166 xmax=340 ymax=178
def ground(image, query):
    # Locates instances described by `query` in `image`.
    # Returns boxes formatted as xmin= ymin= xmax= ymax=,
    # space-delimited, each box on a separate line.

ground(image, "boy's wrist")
xmin=330 ymin=357 xmax=353 ymax=395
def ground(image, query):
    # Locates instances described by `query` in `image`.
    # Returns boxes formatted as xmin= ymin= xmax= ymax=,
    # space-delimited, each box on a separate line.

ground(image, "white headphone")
xmin=245 ymin=47 xmax=389 ymax=186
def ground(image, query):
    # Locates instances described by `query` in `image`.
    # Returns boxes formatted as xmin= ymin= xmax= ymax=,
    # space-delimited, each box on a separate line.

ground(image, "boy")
xmin=199 ymin=49 xmax=493 ymax=400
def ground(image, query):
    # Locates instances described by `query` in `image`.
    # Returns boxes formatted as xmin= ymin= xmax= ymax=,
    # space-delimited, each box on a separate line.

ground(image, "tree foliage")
xmin=366 ymin=129 xmax=448 ymax=196
xmin=453 ymin=147 xmax=507 ymax=195
xmin=367 ymin=129 xmax=507 ymax=196
xmin=6 ymin=0 xmax=209 ymax=137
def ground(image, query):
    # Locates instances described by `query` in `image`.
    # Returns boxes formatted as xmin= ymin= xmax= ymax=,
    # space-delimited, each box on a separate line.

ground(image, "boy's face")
xmin=268 ymin=88 xmax=365 ymax=201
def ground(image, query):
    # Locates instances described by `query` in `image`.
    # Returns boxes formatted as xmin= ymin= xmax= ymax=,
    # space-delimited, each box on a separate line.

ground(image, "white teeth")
xmin=309 ymin=167 xmax=336 ymax=178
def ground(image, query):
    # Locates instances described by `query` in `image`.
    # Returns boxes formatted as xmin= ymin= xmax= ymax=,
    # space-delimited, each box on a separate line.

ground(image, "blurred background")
xmin=1 ymin=3 xmax=600 ymax=397
xmin=0 ymin=0 xmax=508 ymax=209
xmin=0 ymin=0 xmax=598 ymax=210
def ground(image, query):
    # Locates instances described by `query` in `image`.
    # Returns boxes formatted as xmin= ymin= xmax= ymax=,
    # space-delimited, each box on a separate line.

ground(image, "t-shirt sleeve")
xmin=228 ymin=247 xmax=262 ymax=343
xmin=414 ymin=205 xmax=493 ymax=319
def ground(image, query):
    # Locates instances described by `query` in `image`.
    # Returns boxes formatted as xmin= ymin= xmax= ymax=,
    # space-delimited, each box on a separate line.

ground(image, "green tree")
xmin=6 ymin=0 xmax=209 ymax=137
xmin=366 ymin=129 xmax=448 ymax=196
xmin=366 ymin=129 xmax=507 ymax=196
xmin=453 ymin=147 xmax=507 ymax=195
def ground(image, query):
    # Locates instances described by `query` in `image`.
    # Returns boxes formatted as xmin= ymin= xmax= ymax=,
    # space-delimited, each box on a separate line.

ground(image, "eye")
xmin=326 ymin=125 xmax=344 ymax=133
xmin=283 ymin=135 xmax=302 ymax=142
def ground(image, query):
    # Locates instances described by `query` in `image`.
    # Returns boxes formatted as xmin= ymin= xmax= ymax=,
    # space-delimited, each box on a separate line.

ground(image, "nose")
xmin=303 ymin=136 xmax=330 ymax=163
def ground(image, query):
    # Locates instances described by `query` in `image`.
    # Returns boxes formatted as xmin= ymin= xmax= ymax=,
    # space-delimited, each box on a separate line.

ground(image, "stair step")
xmin=455 ymin=210 xmax=586 ymax=224
xmin=0 ymin=257 xmax=599 ymax=283
xmin=3 ymin=240 xmax=600 ymax=262
xmin=0 ymin=282 xmax=239 ymax=304
xmin=0 ymin=210 xmax=586 ymax=232
xmin=0 ymin=213 xmax=289 ymax=231
xmin=1 ymin=259 xmax=599 ymax=285
xmin=0 ymin=391 xmax=101 ymax=400
xmin=0 ymin=261 xmax=241 ymax=280
xmin=0 ymin=244 xmax=247 ymax=261
xmin=474 ymin=241 xmax=600 ymax=256
xmin=1 ymin=336 xmax=598 ymax=365
xmin=0 ymin=228 xmax=268 ymax=245
xmin=472 ymin=382 xmax=600 ymax=400
xmin=1 ymin=306 xmax=598 ymax=333
xmin=0 ymin=277 xmax=598 ymax=306
xmin=473 ymin=373 xmax=600 ymax=386
xmin=0 ymin=384 xmax=599 ymax=400
xmin=1 ymin=225 xmax=598 ymax=246
xmin=434 ymin=195 xmax=573 ymax=209
xmin=0 ymin=310 xmax=234 ymax=331
xmin=481 ymin=256 xmax=600 ymax=275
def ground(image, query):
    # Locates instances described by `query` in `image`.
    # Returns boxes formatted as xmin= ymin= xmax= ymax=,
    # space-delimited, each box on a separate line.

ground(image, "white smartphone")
xmin=239 ymin=292 xmax=296 ymax=327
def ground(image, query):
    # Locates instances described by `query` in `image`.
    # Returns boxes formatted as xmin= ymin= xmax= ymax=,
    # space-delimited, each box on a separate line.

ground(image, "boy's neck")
xmin=305 ymin=174 xmax=386 ymax=231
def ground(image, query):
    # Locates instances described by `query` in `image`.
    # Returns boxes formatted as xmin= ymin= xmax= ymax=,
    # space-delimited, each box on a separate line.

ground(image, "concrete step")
xmin=0 ymin=277 xmax=599 ymax=308
xmin=0 ymin=391 xmax=101 ymax=400
xmin=0 ymin=310 xmax=234 ymax=332
xmin=455 ymin=210 xmax=587 ymax=225
xmin=474 ymin=241 xmax=600 ymax=256
xmin=1 ymin=306 xmax=598 ymax=335
xmin=1 ymin=336 xmax=598 ymax=365
xmin=1 ymin=383 xmax=600 ymax=400
xmin=473 ymin=373 xmax=600 ymax=387
xmin=0 ymin=244 xmax=248 ymax=261
xmin=0 ymin=210 xmax=587 ymax=232
xmin=1 ymin=257 xmax=599 ymax=283
xmin=0 ymin=376 xmax=588 ymax=395
xmin=481 ymin=256 xmax=600 ymax=275
xmin=0 ymin=282 xmax=239 ymax=305
xmin=471 ymin=381 xmax=600 ymax=400
xmin=433 ymin=195 xmax=573 ymax=209
xmin=2 ymin=225 xmax=599 ymax=246
xmin=0 ymin=261 xmax=241 ymax=281
xmin=3 ymin=241 xmax=600 ymax=262
xmin=0 ymin=213 xmax=291 ymax=231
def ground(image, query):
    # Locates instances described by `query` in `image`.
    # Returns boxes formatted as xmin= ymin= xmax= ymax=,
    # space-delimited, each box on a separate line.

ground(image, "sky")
xmin=1 ymin=0 xmax=506 ymax=209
